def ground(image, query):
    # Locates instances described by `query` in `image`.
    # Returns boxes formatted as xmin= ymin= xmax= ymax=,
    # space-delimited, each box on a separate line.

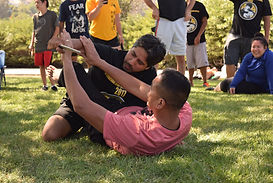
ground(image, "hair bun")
xmin=254 ymin=32 xmax=264 ymax=38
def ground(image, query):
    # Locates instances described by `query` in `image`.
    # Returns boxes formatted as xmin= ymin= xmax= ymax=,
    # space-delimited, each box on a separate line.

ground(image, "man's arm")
xmin=194 ymin=16 xmax=207 ymax=45
xmin=59 ymin=21 xmax=64 ymax=33
xmin=80 ymin=36 xmax=150 ymax=102
xmin=86 ymin=0 xmax=104 ymax=21
xmin=28 ymin=31 xmax=35 ymax=56
xmin=144 ymin=0 xmax=159 ymax=20
xmin=263 ymin=16 xmax=270 ymax=43
xmin=61 ymin=31 xmax=107 ymax=133
xmin=115 ymin=14 xmax=124 ymax=46
xmin=185 ymin=0 xmax=196 ymax=21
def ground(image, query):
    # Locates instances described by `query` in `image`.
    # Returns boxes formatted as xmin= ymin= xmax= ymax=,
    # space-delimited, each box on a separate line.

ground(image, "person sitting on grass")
xmin=215 ymin=33 xmax=273 ymax=94
xmin=43 ymin=34 xmax=166 ymax=145
xmin=58 ymin=31 xmax=192 ymax=155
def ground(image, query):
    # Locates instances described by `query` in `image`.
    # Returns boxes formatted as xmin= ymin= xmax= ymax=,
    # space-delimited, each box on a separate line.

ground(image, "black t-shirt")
xmin=59 ymin=0 xmax=90 ymax=39
xmin=230 ymin=0 xmax=272 ymax=38
xmin=88 ymin=44 xmax=157 ymax=108
xmin=187 ymin=1 xmax=209 ymax=45
xmin=158 ymin=0 xmax=186 ymax=21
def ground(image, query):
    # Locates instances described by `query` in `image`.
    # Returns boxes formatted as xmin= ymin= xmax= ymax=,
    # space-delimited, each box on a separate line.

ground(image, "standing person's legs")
xmin=195 ymin=42 xmax=209 ymax=85
xmin=40 ymin=65 xmax=47 ymax=87
xmin=175 ymin=55 xmax=186 ymax=75
xmin=170 ymin=18 xmax=187 ymax=75
xmin=224 ymin=35 xmax=240 ymax=78
xmin=188 ymin=68 xmax=195 ymax=86
xmin=240 ymin=37 xmax=252 ymax=62
xmin=43 ymin=51 xmax=57 ymax=90
xmin=186 ymin=44 xmax=195 ymax=86
xmin=226 ymin=65 xmax=236 ymax=78
xmin=155 ymin=18 xmax=174 ymax=68
xmin=200 ymin=66 xmax=208 ymax=84
xmin=35 ymin=52 xmax=48 ymax=89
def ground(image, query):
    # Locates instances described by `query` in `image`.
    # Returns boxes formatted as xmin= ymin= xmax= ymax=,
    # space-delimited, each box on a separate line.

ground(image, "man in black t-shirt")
xmin=42 ymin=34 xmax=166 ymax=144
xmin=59 ymin=0 xmax=90 ymax=62
xmin=186 ymin=1 xmax=209 ymax=87
xmin=224 ymin=0 xmax=272 ymax=78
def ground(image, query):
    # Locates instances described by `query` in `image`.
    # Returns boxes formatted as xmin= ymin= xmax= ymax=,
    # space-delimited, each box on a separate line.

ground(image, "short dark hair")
xmin=41 ymin=0 xmax=49 ymax=8
xmin=156 ymin=68 xmax=191 ymax=109
xmin=252 ymin=33 xmax=268 ymax=48
xmin=133 ymin=34 xmax=166 ymax=67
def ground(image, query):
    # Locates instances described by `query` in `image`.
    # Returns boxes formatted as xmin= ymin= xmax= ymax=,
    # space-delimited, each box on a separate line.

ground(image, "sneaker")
xmin=42 ymin=86 xmax=48 ymax=91
xmin=203 ymin=82 xmax=209 ymax=87
xmin=51 ymin=85 xmax=58 ymax=91
xmin=206 ymin=87 xmax=215 ymax=91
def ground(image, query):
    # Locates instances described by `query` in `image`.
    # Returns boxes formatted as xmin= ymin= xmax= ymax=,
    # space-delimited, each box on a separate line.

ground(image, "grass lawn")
xmin=0 ymin=77 xmax=272 ymax=183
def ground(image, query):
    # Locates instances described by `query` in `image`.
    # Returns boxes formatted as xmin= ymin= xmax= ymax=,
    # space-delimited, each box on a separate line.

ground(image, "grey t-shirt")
xmin=33 ymin=10 xmax=59 ymax=53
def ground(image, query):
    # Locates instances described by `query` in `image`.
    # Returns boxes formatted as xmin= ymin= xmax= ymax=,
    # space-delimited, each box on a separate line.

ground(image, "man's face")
xmin=123 ymin=47 xmax=149 ymax=73
xmin=34 ymin=0 xmax=45 ymax=10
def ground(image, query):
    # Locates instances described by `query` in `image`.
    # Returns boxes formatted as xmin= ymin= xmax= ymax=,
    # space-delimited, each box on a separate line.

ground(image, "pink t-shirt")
xmin=103 ymin=102 xmax=192 ymax=155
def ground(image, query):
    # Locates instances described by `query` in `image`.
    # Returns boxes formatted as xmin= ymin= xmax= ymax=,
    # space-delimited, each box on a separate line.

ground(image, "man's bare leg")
xmin=42 ymin=115 xmax=72 ymax=141
xmin=199 ymin=66 xmax=208 ymax=83
xmin=40 ymin=65 xmax=47 ymax=86
xmin=226 ymin=64 xmax=236 ymax=78
xmin=175 ymin=55 xmax=186 ymax=75
xmin=188 ymin=68 xmax=194 ymax=86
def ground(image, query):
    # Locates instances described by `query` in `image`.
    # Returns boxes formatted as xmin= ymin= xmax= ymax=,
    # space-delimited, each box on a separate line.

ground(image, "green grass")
xmin=0 ymin=77 xmax=272 ymax=183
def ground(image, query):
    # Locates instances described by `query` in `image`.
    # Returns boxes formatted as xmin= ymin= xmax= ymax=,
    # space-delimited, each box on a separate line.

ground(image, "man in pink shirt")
xmin=59 ymin=31 xmax=192 ymax=155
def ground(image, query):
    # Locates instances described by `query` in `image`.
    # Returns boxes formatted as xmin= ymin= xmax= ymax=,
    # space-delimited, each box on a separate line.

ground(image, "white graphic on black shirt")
xmin=71 ymin=9 xmax=85 ymax=33
xmin=239 ymin=2 xmax=257 ymax=20
xmin=187 ymin=16 xmax=197 ymax=33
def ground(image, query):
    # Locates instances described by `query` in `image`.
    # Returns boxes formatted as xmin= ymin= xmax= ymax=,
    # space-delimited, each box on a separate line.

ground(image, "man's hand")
xmin=194 ymin=36 xmax=201 ymax=45
xmin=79 ymin=36 xmax=102 ymax=67
xmin=47 ymin=37 xmax=62 ymax=50
xmin=229 ymin=87 xmax=236 ymax=94
xmin=152 ymin=7 xmax=160 ymax=20
xmin=46 ymin=65 xmax=60 ymax=84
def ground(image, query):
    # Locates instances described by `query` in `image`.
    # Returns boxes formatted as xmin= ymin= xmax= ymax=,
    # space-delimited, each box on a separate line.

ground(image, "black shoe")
xmin=205 ymin=87 xmax=215 ymax=91
xmin=42 ymin=86 xmax=48 ymax=91
xmin=51 ymin=85 xmax=58 ymax=91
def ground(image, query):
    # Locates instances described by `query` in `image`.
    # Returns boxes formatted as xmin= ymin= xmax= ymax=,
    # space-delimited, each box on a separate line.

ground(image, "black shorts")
xmin=54 ymin=97 xmax=108 ymax=145
xmin=54 ymin=97 xmax=87 ymax=133
xmin=90 ymin=35 xmax=120 ymax=47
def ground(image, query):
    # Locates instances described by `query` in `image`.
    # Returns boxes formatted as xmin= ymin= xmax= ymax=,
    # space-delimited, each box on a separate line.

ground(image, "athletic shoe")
xmin=42 ymin=86 xmax=48 ymax=91
xmin=203 ymin=82 xmax=209 ymax=87
xmin=205 ymin=87 xmax=215 ymax=91
xmin=51 ymin=85 xmax=58 ymax=91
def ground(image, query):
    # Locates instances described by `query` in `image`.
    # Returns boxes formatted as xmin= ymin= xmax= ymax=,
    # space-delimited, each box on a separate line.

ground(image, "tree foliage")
xmin=1 ymin=0 xmax=273 ymax=68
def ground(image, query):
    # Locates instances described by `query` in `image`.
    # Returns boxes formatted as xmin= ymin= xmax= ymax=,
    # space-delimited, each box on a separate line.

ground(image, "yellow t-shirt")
xmin=86 ymin=0 xmax=121 ymax=41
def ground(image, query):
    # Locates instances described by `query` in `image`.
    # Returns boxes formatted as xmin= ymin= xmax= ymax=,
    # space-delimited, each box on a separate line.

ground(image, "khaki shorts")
xmin=186 ymin=42 xmax=209 ymax=69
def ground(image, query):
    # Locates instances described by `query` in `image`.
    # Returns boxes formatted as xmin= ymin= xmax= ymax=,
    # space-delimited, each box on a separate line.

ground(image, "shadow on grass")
xmin=0 ymin=78 xmax=272 ymax=182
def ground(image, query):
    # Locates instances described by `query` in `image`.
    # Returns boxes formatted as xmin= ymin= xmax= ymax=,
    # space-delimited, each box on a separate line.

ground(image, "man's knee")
xmin=42 ymin=115 xmax=72 ymax=142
